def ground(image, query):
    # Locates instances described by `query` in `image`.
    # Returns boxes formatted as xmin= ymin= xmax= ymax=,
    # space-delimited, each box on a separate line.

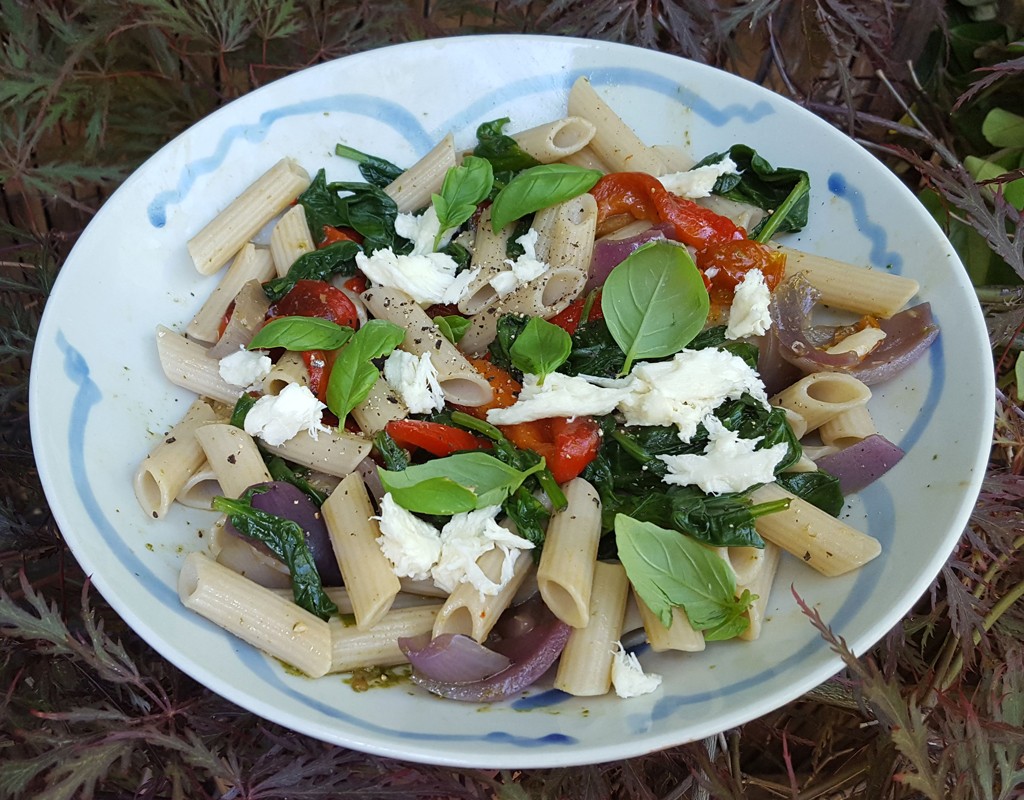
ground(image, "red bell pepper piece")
xmin=501 ymin=416 xmax=601 ymax=485
xmin=385 ymin=419 xmax=490 ymax=457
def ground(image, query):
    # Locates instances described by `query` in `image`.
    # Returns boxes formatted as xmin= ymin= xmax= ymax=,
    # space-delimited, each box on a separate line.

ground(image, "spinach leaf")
xmin=297 ymin=169 xmax=341 ymax=242
xmin=440 ymin=240 xmax=471 ymax=271
xmin=248 ymin=316 xmax=353 ymax=351
xmin=473 ymin=117 xmax=541 ymax=174
xmin=212 ymin=491 xmax=338 ymax=620
xmin=229 ymin=393 xmax=257 ymax=429
xmin=435 ymin=314 xmax=471 ymax=344
xmin=373 ymin=430 xmax=410 ymax=471
xmin=335 ymin=143 xmax=404 ymax=187
xmin=601 ymin=241 xmax=709 ymax=374
xmin=502 ymin=486 xmax=551 ymax=552
xmin=510 ymin=316 xmax=572 ymax=383
xmin=696 ymin=145 xmax=810 ymax=238
xmin=378 ymin=451 xmax=544 ymax=515
xmin=328 ymin=180 xmax=400 ymax=253
xmin=487 ymin=313 xmax=530 ymax=378
xmin=265 ymin=456 xmax=329 ymax=507
xmin=505 ymin=216 xmax=534 ymax=259
xmin=775 ymin=470 xmax=844 ymax=516
xmin=561 ymin=317 xmax=626 ymax=378
xmin=325 ymin=319 xmax=405 ymax=421
xmin=490 ymin=164 xmax=602 ymax=232
xmin=688 ymin=325 xmax=760 ymax=369
xmin=432 ymin=156 xmax=493 ymax=249
xmin=262 ymin=240 xmax=361 ymax=302
xmin=615 ymin=515 xmax=753 ymax=638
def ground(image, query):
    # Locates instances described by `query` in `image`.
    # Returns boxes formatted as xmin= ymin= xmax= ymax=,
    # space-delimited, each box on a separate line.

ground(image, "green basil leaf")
xmin=263 ymin=240 xmax=361 ymax=302
xmin=435 ymin=314 xmax=471 ymax=344
xmin=473 ymin=117 xmax=541 ymax=174
xmin=432 ymin=156 xmax=493 ymax=248
xmin=248 ymin=316 xmax=354 ymax=351
xmin=509 ymin=316 xmax=572 ymax=383
xmin=490 ymin=164 xmax=602 ymax=232
xmin=212 ymin=493 xmax=337 ymax=620
xmin=614 ymin=514 xmax=752 ymax=635
xmin=601 ymin=241 xmax=709 ymax=374
xmin=334 ymin=143 xmax=404 ymax=187
xmin=325 ymin=319 xmax=405 ymax=420
xmin=378 ymin=451 xmax=544 ymax=515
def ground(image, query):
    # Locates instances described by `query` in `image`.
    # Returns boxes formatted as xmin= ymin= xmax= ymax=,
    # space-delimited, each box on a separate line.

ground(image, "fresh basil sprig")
xmin=248 ymin=316 xmax=354 ymax=352
xmin=378 ymin=451 xmax=544 ymax=515
xmin=509 ymin=316 xmax=572 ymax=384
xmin=614 ymin=514 xmax=754 ymax=639
xmin=601 ymin=241 xmax=709 ymax=374
xmin=490 ymin=164 xmax=602 ymax=232
xmin=325 ymin=319 xmax=405 ymax=421
xmin=432 ymin=156 xmax=494 ymax=249
xmin=212 ymin=491 xmax=338 ymax=620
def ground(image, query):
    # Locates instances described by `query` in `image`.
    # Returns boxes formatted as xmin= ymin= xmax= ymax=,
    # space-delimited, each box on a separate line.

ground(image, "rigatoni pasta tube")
xmin=187 ymin=243 xmax=275 ymax=343
xmin=770 ymin=372 xmax=872 ymax=434
xmin=775 ymin=244 xmax=919 ymax=318
xmin=537 ymin=477 xmax=602 ymax=628
xmin=321 ymin=472 xmax=400 ymax=628
xmin=554 ymin=561 xmax=630 ymax=696
xmin=134 ymin=398 xmax=218 ymax=519
xmin=749 ymin=483 xmax=881 ymax=576
xmin=361 ymin=286 xmax=493 ymax=407
xmin=194 ymin=423 xmax=272 ymax=499
xmin=187 ymin=158 xmax=311 ymax=275
xmin=328 ymin=604 xmax=441 ymax=673
xmin=178 ymin=552 xmax=331 ymax=678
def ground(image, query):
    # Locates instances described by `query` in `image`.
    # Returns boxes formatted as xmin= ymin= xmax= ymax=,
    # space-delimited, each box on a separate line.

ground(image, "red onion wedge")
xmin=814 ymin=434 xmax=905 ymax=495
xmin=770 ymin=273 xmax=939 ymax=385
xmin=586 ymin=226 xmax=667 ymax=293
xmin=398 ymin=633 xmax=511 ymax=683
xmin=225 ymin=480 xmax=342 ymax=586
xmin=408 ymin=595 xmax=571 ymax=702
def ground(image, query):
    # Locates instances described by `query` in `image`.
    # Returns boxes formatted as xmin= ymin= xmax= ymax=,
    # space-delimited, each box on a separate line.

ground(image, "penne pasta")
xmin=770 ymin=372 xmax=872 ymax=434
xmin=432 ymin=548 xmax=533 ymax=642
xmin=511 ymin=116 xmax=597 ymax=163
xmin=269 ymin=204 xmax=315 ymax=277
xmin=155 ymin=325 xmax=241 ymax=405
xmin=187 ymin=244 xmax=276 ymax=343
xmin=384 ymin=133 xmax=456 ymax=213
xmin=194 ymin=423 xmax=272 ymax=499
xmin=567 ymin=77 xmax=666 ymax=174
xmin=328 ymin=605 xmax=442 ymax=673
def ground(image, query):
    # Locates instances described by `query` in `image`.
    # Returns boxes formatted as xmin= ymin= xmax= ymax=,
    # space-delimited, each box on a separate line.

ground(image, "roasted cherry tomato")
xmin=301 ymin=348 xmax=338 ymax=404
xmin=267 ymin=279 xmax=359 ymax=329
xmin=385 ymin=419 xmax=490 ymax=457
xmin=341 ymin=274 xmax=368 ymax=294
xmin=319 ymin=225 xmax=363 ymax=247
xmin=700 ymin=239 xmax=786 ymax=306
xmin=548 ymin=291 xmax=604 ymax=336
xmin=501 ymin=416 xmax=602 ymax=485
xmin=450 ymin=358 xmax=521 ymax=420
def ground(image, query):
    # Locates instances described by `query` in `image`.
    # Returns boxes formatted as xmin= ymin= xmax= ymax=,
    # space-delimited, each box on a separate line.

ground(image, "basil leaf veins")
xmin=490 ymin=163 xmax=602 ymax=232
xmin=248 ymin=316 xmax=354 ymax=352
xmin=601 ymin=241 xmax=709 ymax=374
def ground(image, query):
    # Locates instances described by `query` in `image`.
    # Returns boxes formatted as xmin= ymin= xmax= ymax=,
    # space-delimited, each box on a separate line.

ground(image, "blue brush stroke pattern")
xmin=147 ymin=66 xmax=775 ymax=228
xmin=827 ymin=173 xmax=903 ymax=272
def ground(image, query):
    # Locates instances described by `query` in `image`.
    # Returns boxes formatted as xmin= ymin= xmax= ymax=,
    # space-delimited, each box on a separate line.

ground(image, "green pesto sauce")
xmin=344 ymin=664 xmax=412 ymax=692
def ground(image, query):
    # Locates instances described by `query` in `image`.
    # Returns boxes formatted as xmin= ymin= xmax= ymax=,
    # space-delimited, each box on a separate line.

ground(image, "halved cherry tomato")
xmin=342 ymin=274 xmax=368 ymax=294
xmin=385 ymin=419 xmax=490 ymax=457
xmin=548 ymin=291 xmax=604 ymax=336
xmin=450 ymin=358 xmax=521 ymax=420
xmin=319 ymin=225 xmax=363 ymax=247
xmin=267 ymin=279 xmax=359 ymax=329
xmin=501 ymin=416 xmax=602 ymax=485
xmin=700 ymin=239 xmax=786 ymax=307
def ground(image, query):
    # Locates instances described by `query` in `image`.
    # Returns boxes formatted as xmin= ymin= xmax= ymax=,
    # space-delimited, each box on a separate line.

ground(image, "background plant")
xmin=2 ymin=1 xmax=1022 ymax=798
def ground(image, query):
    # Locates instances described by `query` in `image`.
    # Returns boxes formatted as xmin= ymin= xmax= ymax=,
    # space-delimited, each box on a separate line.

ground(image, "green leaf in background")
xmin=600 ymin=241 xmax=709 ymax=374
xmin=509 ymin=316 xmax=572 ymax=383
xmin=614 ymin=514 xmax=752 ymax=637
xmin=490 ymin=163 xmax=602 ymax=232
xmin=248 ymin=316 xmax=354 ymax=351
xmin=325 ymin=319 xmax=405 ymax=420
xmin=432 ymin=156 xmax=493 ymax=248
xmin=965 ymin=155 xmax=1024 ymax=210
xmin=981 ymin=108 xmax=1024 ymax=148
xmin=378 ymin=451 xmax=544 ymax=514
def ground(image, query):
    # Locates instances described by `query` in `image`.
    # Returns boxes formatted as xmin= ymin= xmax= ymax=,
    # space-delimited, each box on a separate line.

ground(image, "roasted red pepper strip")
xmin=319 ymin=225 xmax=363 ymax=247
xmin=385 ymin=419 xmax=490 ymax=457
xmin=501 ymin=416 xmax=601 ymax=485
xmin=547 ymin=291 xmax=604 ymax=336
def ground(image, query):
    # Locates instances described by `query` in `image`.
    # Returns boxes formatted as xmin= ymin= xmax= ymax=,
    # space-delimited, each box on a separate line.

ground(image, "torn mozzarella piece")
xmin=486 ymin=372 xmax=635 ymax=426
xmin=243 ymin=383 xmax=329 ymax=446
xmin=726 ymin=268 xmax=772 ymax=339
xmin=659 ymin=156 xmax=739 ymax=199
xmin=431 ymin=506 xmax=534 ymax=596
xmin=610 ymin=641 xmax=662 ymax=698
xmin=375 ymin=493 xmax=442 ymax=581
xmin=382 ymin=349 xmax=445 ymax=414
xmin=218 ymin=348 xmax=272 ymax=390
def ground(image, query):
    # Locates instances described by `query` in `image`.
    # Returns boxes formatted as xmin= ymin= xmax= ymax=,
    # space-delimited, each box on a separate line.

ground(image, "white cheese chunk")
xmin=218 ymin=348 xmax=272 ymax=390
xmin=490 ymin=228 xmax=550 ymax=297
xmin=659 ymin=156 xmax=739 ymax=199
xmin=375 ymin=493 xmax=442 ymax=581
xmin=355 ymin=247 xmax=477 ymax=306
xmin=382 ymin=349 xmax=445 ymax=414
xmin=659 ymin=415 xmax=788 ymax=494
xmin=619 ymin=349 xmax=769 ymax=442
xmin=610 ymin=641 xmax=662 ymax=698
xmin=394 ymin=205 xmax=453 ymax=255
xmin=726 ymin=268 xmax=772 ymax=339
xmin=243 ymin=383 xmax=328 ymax=446
xmin=486 ymin=372 xmax=636 ymax=426
xmin=431 ymin=505 xmax=534 ymax=596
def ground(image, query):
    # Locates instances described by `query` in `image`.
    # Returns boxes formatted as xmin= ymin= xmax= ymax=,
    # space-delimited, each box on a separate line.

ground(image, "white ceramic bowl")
xmin=30 ymin=35 xmax=992 ymax=768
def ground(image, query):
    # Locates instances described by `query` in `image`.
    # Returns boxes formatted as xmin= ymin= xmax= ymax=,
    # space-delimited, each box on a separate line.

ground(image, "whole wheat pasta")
xmin=260 ymin=428 xmax=371 ymax=478
xmin=328 ymin=604 xmax=442 ymax=673
xmin=819 ymin=405 xmax=877 ymax=449
xmin=194 ymin=423 xmax=273 ymax=499
xmin=634 ymin=592 xmax=705 ymax=653
xmin=155 ymin=325 xmax=241 ymax=404
xmin=432 ymin=548 xmax=533 ymax=642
